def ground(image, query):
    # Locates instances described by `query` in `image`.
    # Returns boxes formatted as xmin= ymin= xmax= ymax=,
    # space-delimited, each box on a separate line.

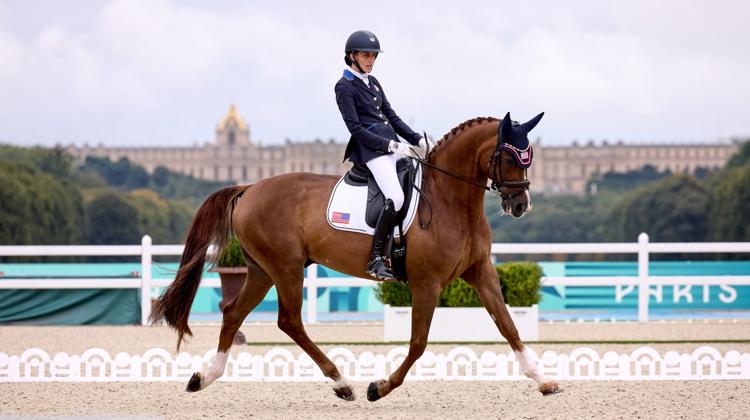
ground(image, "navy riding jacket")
xmin=335 ymin=69 xmax=421 ymax=165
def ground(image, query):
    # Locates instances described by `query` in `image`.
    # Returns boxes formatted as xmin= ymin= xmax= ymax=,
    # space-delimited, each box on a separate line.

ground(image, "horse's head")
xmin=490 ymin=112 xmax=544 ymax=218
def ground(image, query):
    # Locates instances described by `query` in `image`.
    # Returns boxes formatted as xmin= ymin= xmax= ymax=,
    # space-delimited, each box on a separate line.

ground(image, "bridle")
xmin=410 ymin=131 xmax=532 ymax=229
xmin=412 ymin=132 xmax=532 ymax=201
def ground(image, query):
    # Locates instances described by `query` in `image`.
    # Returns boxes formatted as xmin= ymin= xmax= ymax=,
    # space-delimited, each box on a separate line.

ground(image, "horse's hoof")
xmin=539 ymin=381 xmax=562 ymax=396
xmin=186 ymin=372 xmax=202 ymax=392
xmin=367 ymin=381 xmax=382 ymax=402
xmin=333 ymin=385 xmax=356 ymax=401
xmin=233 ymin=330 xmax=246 ymax=345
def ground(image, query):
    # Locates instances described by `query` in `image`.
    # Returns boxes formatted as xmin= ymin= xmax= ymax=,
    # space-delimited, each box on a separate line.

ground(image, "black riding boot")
xmin=366 ymin=199 xmax=398 ymax=281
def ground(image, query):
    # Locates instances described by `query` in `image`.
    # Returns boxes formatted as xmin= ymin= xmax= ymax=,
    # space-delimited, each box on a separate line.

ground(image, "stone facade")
xmin=67 ymin=105 xmax=742 ymax=195
xmin=68 ymin=105 xmax=350 ymax=184
xmin=530 ymin=139 xmax=740 ymax=194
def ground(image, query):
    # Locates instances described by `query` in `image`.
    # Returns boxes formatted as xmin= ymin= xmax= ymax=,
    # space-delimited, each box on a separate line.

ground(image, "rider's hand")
xmin=418 ymin=136 xmax=435 ymax=150
xmin=388 ymin=141 xmax=415 ymax=158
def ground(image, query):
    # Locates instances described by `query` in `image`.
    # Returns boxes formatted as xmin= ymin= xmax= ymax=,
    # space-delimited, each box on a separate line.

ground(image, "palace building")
xmin=531 ymin=138 xmax=739 ymax=194
xmin=67 ymin=106 xmax=742 ymax=195
xmin=68 ymin=105 xmax=350 ymax=184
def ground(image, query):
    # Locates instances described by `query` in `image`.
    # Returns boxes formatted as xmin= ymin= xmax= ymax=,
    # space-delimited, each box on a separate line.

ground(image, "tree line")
xmin=1 ymin=140 xmax=748 ymax=250
xmin=0 ymin=145 xmax=230 ymax=247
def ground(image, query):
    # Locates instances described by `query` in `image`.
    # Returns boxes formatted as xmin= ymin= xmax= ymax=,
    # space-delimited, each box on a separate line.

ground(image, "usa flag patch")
xmin=331 ymin=212 xmax=350 ymax=224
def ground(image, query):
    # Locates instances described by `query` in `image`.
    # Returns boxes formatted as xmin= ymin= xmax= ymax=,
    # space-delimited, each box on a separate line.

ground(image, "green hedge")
xmin=374 ymin=261 xmax=542 ymax=307
xmin=495 ymin=262 xmax=543 ymax=307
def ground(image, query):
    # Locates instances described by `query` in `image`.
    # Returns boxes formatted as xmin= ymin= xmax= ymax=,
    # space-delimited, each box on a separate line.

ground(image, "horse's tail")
xmin=149 ymin=184 xmax=250 ymax=351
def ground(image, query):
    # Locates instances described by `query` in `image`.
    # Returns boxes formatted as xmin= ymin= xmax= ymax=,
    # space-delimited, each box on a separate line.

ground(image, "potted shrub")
xmin=209 ymin=236 xmax=247 ymax=344
xmin=379 ymin=261 xmax=542 ymax=342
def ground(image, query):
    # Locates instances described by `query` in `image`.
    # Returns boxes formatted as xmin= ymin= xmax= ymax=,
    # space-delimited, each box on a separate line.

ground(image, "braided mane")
xmin=427 ymin=116 xmax=499 ymax=159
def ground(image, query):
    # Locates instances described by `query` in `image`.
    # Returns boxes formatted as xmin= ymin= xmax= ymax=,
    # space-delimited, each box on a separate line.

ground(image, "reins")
xmin=409 ymin=131 xmax=530 ymax=229
xmin=410 ymin=155 xmax=492 ymax=191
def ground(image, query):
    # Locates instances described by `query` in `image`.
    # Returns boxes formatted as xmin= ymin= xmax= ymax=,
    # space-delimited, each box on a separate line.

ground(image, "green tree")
xmin=725 ymin=140 xmax=750 ymax=171
xmin=487 ymin=193 xmax=617 ymax=246
xmin=0 ymin=160 xmax=85 ymax=246
xmin=124 ymin=189 xmax=193 ymax=244
xmin=0 ymin=144 xmax=74 ymax=178
xmin=152 ymin=166 xmax=170 ymax=187
xmin=124 ymin=165 xmax=150 ymax=189
xmin=604 ymin=175 xmax=712 ymax=243
xmin=710 ymin=162 xmax=750 ymax=241
xmin=588 ymin=164 xmax=672 ymax=194
xmin=86 ymin=194 xmax=141 ymax=244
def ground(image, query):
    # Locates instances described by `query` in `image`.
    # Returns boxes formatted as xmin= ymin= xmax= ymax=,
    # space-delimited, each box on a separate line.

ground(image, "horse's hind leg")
xmin=462 ymin=260 xmax=560 ymax=395
xmin=274 ymin=272 xmax=356 ymax=401
xmin=186 ymin=259 xmax=273 ymax=392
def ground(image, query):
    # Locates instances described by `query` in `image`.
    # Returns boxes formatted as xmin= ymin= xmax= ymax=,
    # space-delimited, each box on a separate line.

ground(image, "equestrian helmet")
xmin=345 ymin=30 xmax=382 ymax=54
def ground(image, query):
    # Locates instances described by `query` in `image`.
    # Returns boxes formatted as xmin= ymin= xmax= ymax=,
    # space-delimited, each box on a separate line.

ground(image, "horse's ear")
xmin=500 ymin=112 xmax=513 ymax=140
xmin=520 ymin=112 xmax=544 ymax=133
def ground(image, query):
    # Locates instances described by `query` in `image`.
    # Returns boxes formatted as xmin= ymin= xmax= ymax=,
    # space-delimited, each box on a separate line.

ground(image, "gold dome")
xmin=218 ymin=104 xmax=248 ymax=130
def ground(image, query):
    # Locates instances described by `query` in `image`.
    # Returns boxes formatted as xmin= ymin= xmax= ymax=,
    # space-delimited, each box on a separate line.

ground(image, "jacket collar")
xmin=342 ymin=69 xmax=356 ymax=81
xmin=343 ymin=69 xmax=377 ymax=94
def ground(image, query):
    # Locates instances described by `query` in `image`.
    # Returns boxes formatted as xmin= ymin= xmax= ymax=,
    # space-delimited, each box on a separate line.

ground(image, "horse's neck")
xmin=425 ymin=123 xmax=497 ymax=220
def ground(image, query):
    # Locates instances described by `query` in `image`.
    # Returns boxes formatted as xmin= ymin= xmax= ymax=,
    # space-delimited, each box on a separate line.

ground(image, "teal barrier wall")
xmin=1 ymin=261 xmax=748 ymax=324
xmin=542 ymin=261 xmax=750 ymax=312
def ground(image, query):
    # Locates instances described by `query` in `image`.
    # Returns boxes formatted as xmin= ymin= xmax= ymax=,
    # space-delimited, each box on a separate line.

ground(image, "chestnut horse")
xmin=150 ymin=113 xmax=560 ymax=401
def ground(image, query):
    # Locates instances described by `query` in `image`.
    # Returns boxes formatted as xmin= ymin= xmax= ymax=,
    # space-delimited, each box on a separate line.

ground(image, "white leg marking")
xmin=332 ymin=377 xmax=351 ymax=389
xmin=514 ymin=349 xmax=549 ymax=384
xmin=201 ymin=351 xmax=229 ymax=387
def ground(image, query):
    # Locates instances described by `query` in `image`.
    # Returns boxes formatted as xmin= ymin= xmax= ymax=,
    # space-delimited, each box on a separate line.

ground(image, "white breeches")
xmin=366 ymin=153 xmax=405 ymax=211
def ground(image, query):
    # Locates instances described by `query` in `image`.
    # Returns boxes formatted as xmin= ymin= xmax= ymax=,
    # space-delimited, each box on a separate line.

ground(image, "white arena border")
xmin=1 ymin=346 xmax=748 ymax=382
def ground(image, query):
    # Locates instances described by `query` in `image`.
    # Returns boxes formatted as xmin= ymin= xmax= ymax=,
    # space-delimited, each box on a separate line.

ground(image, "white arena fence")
xmin=1 ymin=346 xmax=748 ymax=382
xmin=1 ymin=233 xmax=749 ymax=323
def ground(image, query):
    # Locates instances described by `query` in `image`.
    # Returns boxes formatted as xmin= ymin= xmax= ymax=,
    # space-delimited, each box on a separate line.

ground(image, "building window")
xmin=242 ymin=166 xmax=247 ymax=180
xmin=214 ymin=165 xmax=219 ymax=180
xmin=228 ymin=131 xmax=236 ymax=145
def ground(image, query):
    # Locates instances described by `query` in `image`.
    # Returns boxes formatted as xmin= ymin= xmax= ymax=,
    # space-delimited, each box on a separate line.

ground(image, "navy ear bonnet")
xmin=497 ymin=112 xmax=544 ymax=169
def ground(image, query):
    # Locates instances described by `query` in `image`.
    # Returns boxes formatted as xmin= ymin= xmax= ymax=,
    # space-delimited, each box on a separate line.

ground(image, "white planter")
xmin=383 ymin=304 xmax=539 ymax=342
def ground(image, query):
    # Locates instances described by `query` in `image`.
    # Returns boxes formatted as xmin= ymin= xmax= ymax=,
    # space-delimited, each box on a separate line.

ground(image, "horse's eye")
xmin=504 ymin=158 xmax=514 ymax=165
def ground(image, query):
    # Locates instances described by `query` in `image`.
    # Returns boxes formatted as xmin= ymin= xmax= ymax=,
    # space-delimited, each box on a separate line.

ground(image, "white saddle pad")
xmin=326 ymin=162 xmax=422 ymax=237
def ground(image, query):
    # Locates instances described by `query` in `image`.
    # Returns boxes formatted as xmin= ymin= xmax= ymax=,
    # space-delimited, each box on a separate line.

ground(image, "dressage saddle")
xmin=342 ymin=159 xmax=417 ymax=283
xmin=343 ymin=159 xmax=416 ymax=228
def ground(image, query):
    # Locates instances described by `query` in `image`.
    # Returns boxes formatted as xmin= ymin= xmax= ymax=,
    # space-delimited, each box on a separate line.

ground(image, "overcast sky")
xmin=1 ymin=0 xmax=748 ymax=147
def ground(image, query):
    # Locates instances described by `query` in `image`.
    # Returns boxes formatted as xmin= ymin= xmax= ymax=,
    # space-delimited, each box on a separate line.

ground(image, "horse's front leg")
xmin=367 ymin=283 xmax=441 ymax=402
xmin=463 ymin=260 xmax=561 ymax=395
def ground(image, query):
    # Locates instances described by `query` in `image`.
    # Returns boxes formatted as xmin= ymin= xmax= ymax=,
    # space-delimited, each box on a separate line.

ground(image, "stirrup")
xmin=366 ymin=256 xmax=396 ymax=280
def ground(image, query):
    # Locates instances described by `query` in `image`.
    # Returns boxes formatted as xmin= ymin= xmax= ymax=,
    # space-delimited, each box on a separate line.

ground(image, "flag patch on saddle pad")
xmin=331 ymin=212 xmax=351 ymax=224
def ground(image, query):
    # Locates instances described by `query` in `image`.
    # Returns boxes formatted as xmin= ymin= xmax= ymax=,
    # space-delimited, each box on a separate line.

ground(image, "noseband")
xmin=488 ymin=139 xmax=532 ymax=200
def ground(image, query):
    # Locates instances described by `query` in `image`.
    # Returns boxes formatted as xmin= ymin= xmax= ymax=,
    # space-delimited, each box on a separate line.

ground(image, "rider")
xmin=335 ymin=30 xmax=429 ymax=281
